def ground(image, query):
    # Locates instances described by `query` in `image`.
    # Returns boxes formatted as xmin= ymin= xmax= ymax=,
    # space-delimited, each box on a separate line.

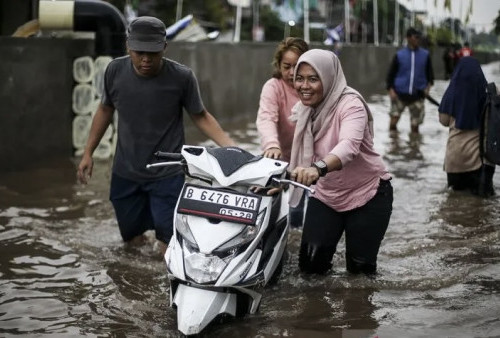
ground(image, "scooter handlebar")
xmin=146 ymin=151 xmax=185 ymax=169
xmin=154 ymin=151 xmax=184 ymax=161
xmin=272 ymin=178 xmax=315 ymax=194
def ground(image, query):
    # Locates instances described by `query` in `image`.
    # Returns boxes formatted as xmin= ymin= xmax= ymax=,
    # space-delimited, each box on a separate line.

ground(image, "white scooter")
xmin=147 ymin=145 xmax=313 ymax=336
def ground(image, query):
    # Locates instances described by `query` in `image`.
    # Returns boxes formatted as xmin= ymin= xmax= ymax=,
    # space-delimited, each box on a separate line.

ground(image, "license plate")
xmin=177 ymin=184 xmax=261 ymax=224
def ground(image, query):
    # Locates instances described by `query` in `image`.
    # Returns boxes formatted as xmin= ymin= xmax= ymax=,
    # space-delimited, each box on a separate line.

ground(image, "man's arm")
xmin=386 ymin=54 xmax=398 ymax=91
xmin=423 ymin=54 xmax=435 ymax=95
xmin=77 ymin=103 xmax=114 ymax=184
xmin=426 ymin=54 xmax=434 ymax=86
xmin=189 ymin=110 xmax=236 ymax=147
xmin=386 ymin=55 xmax=399 ymax=100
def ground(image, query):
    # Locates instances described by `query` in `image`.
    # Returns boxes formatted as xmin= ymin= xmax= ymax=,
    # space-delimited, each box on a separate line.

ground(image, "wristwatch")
xmin=312 ymin=160 xmax=328 ymax=177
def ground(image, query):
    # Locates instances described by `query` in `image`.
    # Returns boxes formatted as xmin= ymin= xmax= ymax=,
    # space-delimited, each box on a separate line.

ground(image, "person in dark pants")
xmin=438 ymin=57 xmax=495 ymax=197
xmin=442 ymin=44 xmax=456 ymax=80
xmin=288 ymin=49 xmax=393 ymax=275
xmin=77 ymin=16 xmax=235 ymax=255
xmin=386 ymin=27 xmax=434 ymax=133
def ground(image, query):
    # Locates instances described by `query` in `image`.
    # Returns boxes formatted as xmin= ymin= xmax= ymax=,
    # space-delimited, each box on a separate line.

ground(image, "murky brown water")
xmin=1 ymin=62 xmax=500 ymax=337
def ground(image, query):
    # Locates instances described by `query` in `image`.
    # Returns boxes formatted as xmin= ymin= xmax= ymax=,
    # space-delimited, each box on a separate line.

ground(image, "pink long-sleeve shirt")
xmin=256 ymin=78 xmax=299 ymax=162
xmin=313 ymin=96 xmax=391 ymax=211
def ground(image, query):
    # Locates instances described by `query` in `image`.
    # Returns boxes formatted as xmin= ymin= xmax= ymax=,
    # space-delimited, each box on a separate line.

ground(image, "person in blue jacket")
xmin=386 ymin=27 xmax=434 ymax=133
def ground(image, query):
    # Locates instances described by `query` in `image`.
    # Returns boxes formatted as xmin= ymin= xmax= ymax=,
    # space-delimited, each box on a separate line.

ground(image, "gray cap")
xmin=127 ymin=16 xmax=166 ymax=52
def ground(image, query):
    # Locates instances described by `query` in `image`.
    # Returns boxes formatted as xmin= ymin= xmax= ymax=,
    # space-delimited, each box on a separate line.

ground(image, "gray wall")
xmin=140 ymin=41 xmax=499 ymax=117
xmin=0 ymin=37 xmax=93 ymax=172
xmin=166 ymin=42 xmax=398 ymax=115
xmin=0 ymin=36 xmax=498 ymax=172
xmin=165 ymin=42 xmax=398 ymax=120
xmin=166 ymin=41 xmax=276 ymax=124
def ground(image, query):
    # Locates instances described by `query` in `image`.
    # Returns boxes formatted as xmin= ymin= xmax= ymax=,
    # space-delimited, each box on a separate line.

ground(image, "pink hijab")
xmin=288 ymin=49 xmax=374 ymax=206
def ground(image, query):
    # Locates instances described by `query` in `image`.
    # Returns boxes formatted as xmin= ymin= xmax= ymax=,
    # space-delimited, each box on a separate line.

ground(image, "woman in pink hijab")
xmin=289 ymin=49 xmax=393 ymax=275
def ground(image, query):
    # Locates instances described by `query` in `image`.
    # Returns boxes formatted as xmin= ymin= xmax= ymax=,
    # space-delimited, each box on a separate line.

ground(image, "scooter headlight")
xmin=184 ymin=244 xmax=228 ymax=284
xmin=176 ymin=214 xmax=198 ymax=249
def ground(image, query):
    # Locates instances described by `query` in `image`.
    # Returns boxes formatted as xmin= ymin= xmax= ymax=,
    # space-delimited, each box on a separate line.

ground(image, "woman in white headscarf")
xmin=289 ymin=49 xmax=393 ymax=275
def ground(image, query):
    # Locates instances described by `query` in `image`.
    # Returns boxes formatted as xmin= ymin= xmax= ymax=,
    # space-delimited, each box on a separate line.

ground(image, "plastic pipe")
xmin=39 ymin=0 xmax=126 ymax=57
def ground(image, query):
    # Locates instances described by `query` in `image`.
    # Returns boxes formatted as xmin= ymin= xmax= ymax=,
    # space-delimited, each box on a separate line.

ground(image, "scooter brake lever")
xmin=146 ymin=161 xmax=184 ymax=169
xmin=272 ymin=178 xmax=315 ymax=194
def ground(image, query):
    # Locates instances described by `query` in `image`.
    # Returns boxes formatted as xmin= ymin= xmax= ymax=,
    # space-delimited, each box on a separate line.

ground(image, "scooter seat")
xmin=206 ymin=147 xmax=262 ymax=176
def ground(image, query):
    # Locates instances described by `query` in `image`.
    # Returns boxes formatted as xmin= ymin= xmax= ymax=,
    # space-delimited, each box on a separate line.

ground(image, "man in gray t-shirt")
xmin=77 ymin=16 xmax=235 ymax=255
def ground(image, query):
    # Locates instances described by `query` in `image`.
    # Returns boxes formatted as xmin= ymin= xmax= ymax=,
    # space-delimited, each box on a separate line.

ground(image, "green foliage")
xmin=472 ymin=32 xmax=500 ymax=52
xmin=425 ymin=28 xmax=437 ymax=46
xmin=495 ymin=10 xmax=500 ymax=35
xmin=434 ymin=27 xmax=453 ymax=46
xmin=105 ymin=0 xmax=500 ymax=48
xmin=204 ymin=0 xmax=231 ymax=30
xmin=153 ymin=0 xmax=231 ymax=28
xmin=253 ymin=5 xmax=285 ymax=41
xmin=239 ymin=5 xmax=286 ymax=42
xmin=239 ymin=4 xmax=325 ymax=42
xmin=106 ymin=0 xmax=232 ymax=30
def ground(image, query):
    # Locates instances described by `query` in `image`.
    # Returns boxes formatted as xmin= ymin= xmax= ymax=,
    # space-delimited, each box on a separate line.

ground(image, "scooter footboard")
xmin=173 ymin=284 xmax=237 ymax=335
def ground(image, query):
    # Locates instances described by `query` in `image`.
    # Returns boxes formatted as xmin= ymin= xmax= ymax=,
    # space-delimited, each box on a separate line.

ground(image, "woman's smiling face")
xmin=294 ymin=63 xmax=324 ymax=108
xmin=280 ymin=50 xmax=301 ymax=88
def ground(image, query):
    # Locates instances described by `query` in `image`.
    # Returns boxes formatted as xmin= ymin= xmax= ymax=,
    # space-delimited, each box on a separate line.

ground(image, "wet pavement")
xmin=0 ymin=62 xmax=499 ymax=337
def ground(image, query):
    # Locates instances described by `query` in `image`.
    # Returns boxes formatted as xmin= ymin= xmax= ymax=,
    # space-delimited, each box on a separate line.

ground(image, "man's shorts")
xmin=389 ymin=97 xmax=425 ymax=126
xmin=109 ymin=173 xmax=185 ymax=243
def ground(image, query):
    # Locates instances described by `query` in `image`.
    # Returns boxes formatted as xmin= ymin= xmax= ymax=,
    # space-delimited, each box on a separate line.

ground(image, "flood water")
xmin=1 ymin=61 xmax=500 ymax=338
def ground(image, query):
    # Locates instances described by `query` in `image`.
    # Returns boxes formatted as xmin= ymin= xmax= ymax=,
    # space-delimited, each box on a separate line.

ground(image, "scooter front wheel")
xmin=173 ymin=284 xmax=237 ymax=335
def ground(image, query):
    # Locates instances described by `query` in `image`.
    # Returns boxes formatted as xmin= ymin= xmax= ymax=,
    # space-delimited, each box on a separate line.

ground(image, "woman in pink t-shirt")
xmin=256 ymin=37 xmax=309 ymax=227
xmin=256 ymin=37 xmax=309 ymax=161
xmin=289 ymin=49 xmax=393 ymax=275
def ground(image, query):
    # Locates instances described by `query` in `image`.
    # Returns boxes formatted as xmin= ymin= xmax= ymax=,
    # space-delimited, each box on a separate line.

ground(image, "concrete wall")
xmin=165 ymin=41 xmax=276 ymax=124
xmin=0 ymin=37 xmax=498 ymax=172
xmin=165 ymin=42 xmax=399 ymax=120
xmin=0 ymin=37 xmax=93 ymax=172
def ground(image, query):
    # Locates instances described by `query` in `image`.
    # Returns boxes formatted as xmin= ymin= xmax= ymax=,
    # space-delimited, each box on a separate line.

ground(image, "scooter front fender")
xmin=173 ymin=283 xmax=237 ymax=335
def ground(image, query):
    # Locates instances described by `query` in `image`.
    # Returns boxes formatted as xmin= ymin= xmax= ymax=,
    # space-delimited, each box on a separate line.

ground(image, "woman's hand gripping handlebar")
xmin=272 ymin=177 xmax=315 ymax=195
xmin=253 ymin=172 xmax=316 ymax=196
